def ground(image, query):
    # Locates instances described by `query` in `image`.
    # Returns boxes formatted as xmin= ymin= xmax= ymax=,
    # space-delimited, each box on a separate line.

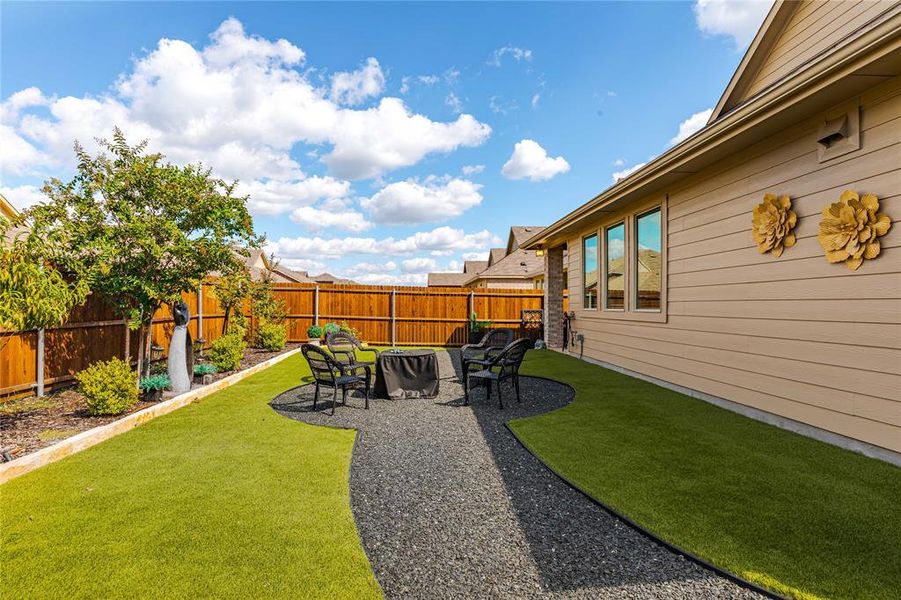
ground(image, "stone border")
xmin=0 ymin=347 xmax=302 ymax=485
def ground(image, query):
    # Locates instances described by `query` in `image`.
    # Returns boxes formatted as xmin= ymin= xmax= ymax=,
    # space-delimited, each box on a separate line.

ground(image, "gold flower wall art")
xmin=818 ymin=190 xmax=892 ymax=271
xmin=752 ymin=194 xmax=797 ymax=257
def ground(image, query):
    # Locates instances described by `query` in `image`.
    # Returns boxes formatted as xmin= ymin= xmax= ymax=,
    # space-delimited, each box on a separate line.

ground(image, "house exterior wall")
xmin=470 ymin=278 xmax=538 ymax=289
xmin=563 ymin=77 xmax=901 ymax=454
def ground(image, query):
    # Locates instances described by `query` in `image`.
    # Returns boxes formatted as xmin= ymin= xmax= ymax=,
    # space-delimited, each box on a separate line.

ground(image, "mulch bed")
xmin=0 ymin=344 xmax=300 ymax=462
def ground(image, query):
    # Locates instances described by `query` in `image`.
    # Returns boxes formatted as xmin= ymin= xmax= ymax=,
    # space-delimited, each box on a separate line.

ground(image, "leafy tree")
xmin=212 ymin=259 xmax=252 ymax=335
xmin=17 ymin=128 xmax=259 ymax=377
xmin=0 ymin=242 xmax=89 ymax=336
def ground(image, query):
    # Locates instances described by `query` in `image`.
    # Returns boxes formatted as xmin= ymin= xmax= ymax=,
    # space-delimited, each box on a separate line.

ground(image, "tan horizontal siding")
xmin=745 ymin=1 xmax=894 ymax=97
xmin=566 ymin=77 xmax=901 ymax=453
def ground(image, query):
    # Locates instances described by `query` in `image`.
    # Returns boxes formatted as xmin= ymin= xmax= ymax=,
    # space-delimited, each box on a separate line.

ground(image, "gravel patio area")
xmin=270 ymin=350 xmax=762 ymax=599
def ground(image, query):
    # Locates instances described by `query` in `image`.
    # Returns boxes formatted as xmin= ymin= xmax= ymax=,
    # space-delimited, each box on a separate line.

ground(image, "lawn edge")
xmin=508 ymin=374 xmax=785 ymax=600
xmin=0 ymin=347 xmax=303 ymax=485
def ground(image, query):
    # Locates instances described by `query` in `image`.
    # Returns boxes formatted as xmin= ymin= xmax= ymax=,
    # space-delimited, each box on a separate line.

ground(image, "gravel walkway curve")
xmin=271 ymin=350 xmax=762 ymax=599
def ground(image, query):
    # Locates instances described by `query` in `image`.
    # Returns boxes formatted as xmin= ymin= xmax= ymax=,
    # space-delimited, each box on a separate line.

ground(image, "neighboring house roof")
xmin=464 ymin=260 xmax=488 ymax=274
xmin=427 ymin=272 xmax=470 ymax=287
xmin=488 ymin=248 xmax=506 ymax=266
xmin=311 ymin=272 xmax=357 ymax=285
xmin=507 ymin=226 xmax=545 ymax=254
xmin=521 ymin=5 xmax=901 ymax=251
xmin=465 ymin=246 xmax=545 ymax=284
xmin=232 ymin=248 xmax=317 ymax=283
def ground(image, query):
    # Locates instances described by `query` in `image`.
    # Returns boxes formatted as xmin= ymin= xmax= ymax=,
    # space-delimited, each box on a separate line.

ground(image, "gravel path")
xmin=271 ymin=350 xmax=762 ymax=599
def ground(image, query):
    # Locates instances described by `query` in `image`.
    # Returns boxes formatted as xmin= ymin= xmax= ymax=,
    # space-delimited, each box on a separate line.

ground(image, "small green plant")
xmin=307 ymin=324 xmax=323 ymax=339
xmin=468 ymin=311 xmax=491 ymax=332
xmin=255 ymin=320 xmax=287 ymax=351
xmin=323 ymin=322 xmax=341 ymax=336
xmin=139 ymin=374 xmax=170 ymax=391
xmin=339 ymin=321 xmax=361 ymax=339
xmin=208 ymin=333 xmax=245 ymax=372
xmin=76 ymin=357 xmax=139 ymax=416
xmin=193 ymin=363 xmax=218 ymax=376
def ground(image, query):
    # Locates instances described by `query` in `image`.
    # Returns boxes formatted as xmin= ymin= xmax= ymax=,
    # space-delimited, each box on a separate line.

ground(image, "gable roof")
xmin=427 ymin=272 xmax=470 ymax=287
xmin=311 ymin=272 xmax=357 ymax=285
xmin=488 ymin=247 xmax=506 ymax=266
xmin=464 ymin=260 xmax=488 ymax=274
xmin=466 ymin=246 xmax=544 ymax=283
xmin=507 ymin=226 xmax=545 ymax=254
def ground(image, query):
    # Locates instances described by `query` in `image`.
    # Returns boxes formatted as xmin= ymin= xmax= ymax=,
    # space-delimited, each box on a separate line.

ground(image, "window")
xmin=582 ymin=234 xmax=598 ymax=309
xmin=604 ymin=222 xmax=625 ymax=309
xmin=634 ymin=208 xmax=661 ymax=311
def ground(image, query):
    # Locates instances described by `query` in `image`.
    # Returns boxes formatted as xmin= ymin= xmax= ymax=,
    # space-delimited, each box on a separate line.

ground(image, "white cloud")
xmin=401 ymin=257 xmax=438 ymax=273
xmin=290 ymin=205 xmax=372 ymax=233
xmin=461 ymin=164 xmax=484 ymax=176
xmin=0 ymin=125 xmax=52 ymax=177
xmin=352 ymin=272 xmax=428 ymax=285
xmin=501 ymin=139 xmax=570 ymax=182
xmin=1 ymin=17 xmax=492 ymax=191
xmin=462 ymin=251 xmax=488 ymax=261
xmin=613 ymin=158 xmax=626 ymax=167
xmin=669 ymin=108 xmax=713 ymax=145
xmin=330 ymin=57 xmax=386 ymax=106
xmin=360 ymin=177 xmax=483 ymax=224
xmin=612 ymin=162 xmax=646 ymax=183
xmin=277 ymin=257 xmax=326 ymax=273
xmin=0 ymin=184 xmax=47 ymax=210
xmin=0 ymin=87 xmax=49 ymax=124
xmin=344 ymin=260 xmax=397 ymax=275
xmin=488 ymin=46 xmax=533 ymax=66
xmin=694 ymin=0 xmax=772 ymax=48
xmin=445 ymin=92 xmax=462 ymax=114
xmin=531 ymin=94 xmax=540 ymax=109
xmin=419 ymin=75 xmax=440 ymax=85
xmin=266 ymin=225 xmax=499 ymax=259
xmin=237 ymin=176 xmax=351 ymax=216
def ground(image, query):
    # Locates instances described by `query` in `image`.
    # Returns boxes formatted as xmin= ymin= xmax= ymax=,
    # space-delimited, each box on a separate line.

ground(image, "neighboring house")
xmin=1 ymin=193 xmax=29 ymax=245
xmin=235 ymin=248 xmax=316 ymax=283
xmin=427 ymin=226 xmax=549 ymax=289
xmin=310 ymin=272 xmax=358 ymax=285
xmin=524 ymin=0 xmax=901 ymax=462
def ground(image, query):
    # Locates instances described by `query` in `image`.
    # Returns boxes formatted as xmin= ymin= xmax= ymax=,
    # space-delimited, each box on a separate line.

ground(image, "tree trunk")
xmin=222 ymin=306 xmax=231 ymax=335
xmin=123 ymin=322 xmax=130 ymax=363
xmin=142 ymin=322 xmax=153 ymax=379
xmin=136 ymin=323 xmax=144 ymax=386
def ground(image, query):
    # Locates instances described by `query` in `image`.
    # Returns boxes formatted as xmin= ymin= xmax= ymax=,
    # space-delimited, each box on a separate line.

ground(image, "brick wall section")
xmin=544 ymin=245 xmax=565 ymax=348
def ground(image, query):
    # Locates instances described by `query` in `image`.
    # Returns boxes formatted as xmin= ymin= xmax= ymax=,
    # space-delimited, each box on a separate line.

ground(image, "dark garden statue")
xmin=167 ymin=301 xmax=194 ymax=393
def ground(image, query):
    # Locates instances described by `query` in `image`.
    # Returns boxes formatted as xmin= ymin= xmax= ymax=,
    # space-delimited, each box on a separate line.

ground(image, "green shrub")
xmin=193 ymin=363 xmax=218 ymax=376
xmin=307 ymin=324 xmax=323 ymax=339
xmin=76 ymin=357 xmax=139 ymax=416
xmin=139 ymin=374 xmax=170 ymax=391
xmin=208 ymin=333 xmax=245 ymax=372
xmin=255 ymin=320 xmax=287 ymax=351
xmin=339 ymin=321 xmax=361 ymax=339
xmin=323 ymin=322 xmax=341 ymax=336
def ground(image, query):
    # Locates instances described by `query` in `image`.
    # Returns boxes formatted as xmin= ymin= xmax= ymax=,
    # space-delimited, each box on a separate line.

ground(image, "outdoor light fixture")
xmin=535 ymin=248 xmax=545 ymax=257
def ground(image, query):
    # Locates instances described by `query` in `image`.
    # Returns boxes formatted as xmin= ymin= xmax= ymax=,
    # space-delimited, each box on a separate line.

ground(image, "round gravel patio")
xmin=270 ymin=350 xmax=762 ymax=599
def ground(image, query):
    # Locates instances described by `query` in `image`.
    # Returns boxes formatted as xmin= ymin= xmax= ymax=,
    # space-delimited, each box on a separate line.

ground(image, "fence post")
xmin=197 ymin=285 xmax=204 ymax=341
xmin=390 ymin=289 xmax=396 ymax=347
xmin=36 ymin=328 xmax=45 ymax=397
xmin=314 ymin=285 xmax=320 ymax=326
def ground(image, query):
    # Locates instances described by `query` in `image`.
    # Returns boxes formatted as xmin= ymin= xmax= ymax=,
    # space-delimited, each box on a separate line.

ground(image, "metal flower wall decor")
xmin=818 ymin=190 xmax=892 ymax=270
xmin=752 ymin=194 xmax=797 ymax=257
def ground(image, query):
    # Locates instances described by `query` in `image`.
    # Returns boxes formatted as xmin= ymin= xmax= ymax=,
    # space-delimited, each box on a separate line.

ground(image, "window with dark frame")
xmin=605 ymin=222 xmax=625 ymax=309
xmin=634 ymin=208 xmax=662 ymax=311
xmin=583 ymin=234 xmax=598 ymax=309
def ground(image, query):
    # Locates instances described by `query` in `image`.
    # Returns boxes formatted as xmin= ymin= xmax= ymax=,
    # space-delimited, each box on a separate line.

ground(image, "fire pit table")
xmin=374 ymin=349 xmax=440 ymax=399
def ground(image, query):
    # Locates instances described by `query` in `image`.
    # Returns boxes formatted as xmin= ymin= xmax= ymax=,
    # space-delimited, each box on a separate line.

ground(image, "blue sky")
xmin=1 ymin=1 xmax=771 ymax=283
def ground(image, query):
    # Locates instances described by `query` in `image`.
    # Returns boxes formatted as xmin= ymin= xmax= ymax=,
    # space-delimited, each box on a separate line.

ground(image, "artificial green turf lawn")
xmin=513 ymin=350 xmax=901 ymax=600
xmin=0 ymin=352 xmax=381 ymax=600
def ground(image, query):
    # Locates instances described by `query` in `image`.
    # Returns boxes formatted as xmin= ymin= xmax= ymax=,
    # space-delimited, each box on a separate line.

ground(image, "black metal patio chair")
xmin=464 ymin=338 xmax=531 ymax=409
xmin=461 ymin=328 xmax=514 ymax=384
xmin=326 ymin=330 xmax=380 ymax=382
xmin=301 ymin=343 xmax=370 ymax=415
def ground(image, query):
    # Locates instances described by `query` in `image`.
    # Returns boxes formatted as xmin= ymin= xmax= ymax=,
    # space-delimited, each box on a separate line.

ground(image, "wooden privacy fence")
xmin=1 ymin=283 xmax=548 ymax=399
